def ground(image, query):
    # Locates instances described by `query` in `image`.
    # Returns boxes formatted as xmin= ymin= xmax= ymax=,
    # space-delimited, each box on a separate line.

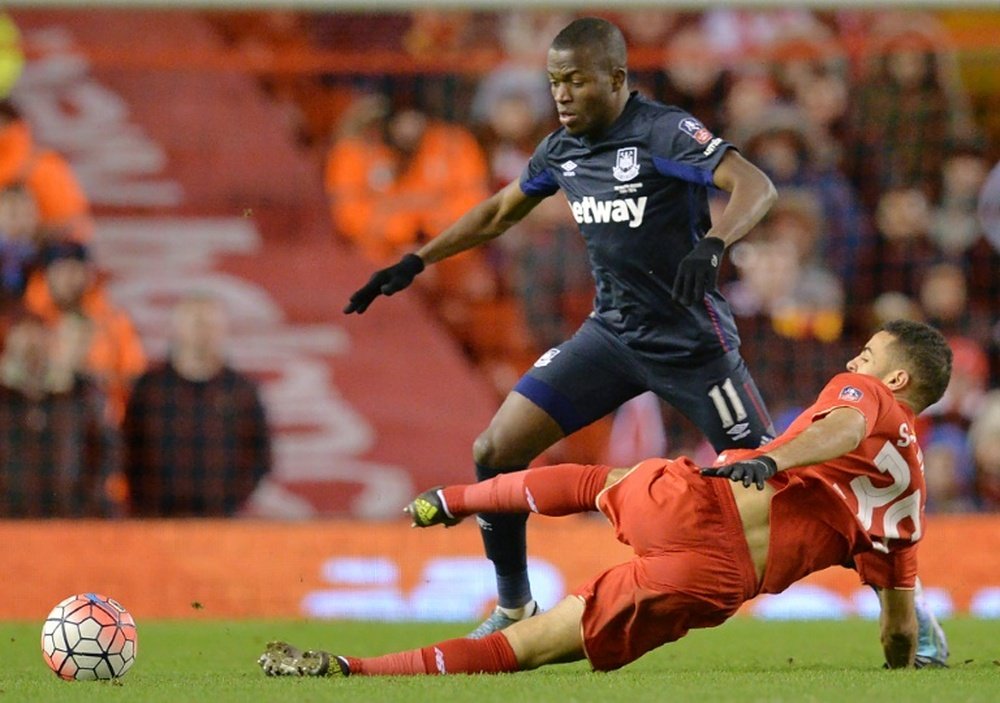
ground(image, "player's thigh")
xmin=652 ymin=350 xmax=775 ymax=451
xmin=512 ymin=318 xmax=646 ymax=437
xmin=475 ymin=391 xmax=567 ymax=467
xmin=576 ymin=554 xmax=746 ymax=671
xmin=502 ymin=595 xmax=585 ymax=670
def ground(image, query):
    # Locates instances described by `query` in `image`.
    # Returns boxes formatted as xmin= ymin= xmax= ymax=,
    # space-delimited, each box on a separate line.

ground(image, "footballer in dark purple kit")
xmin=341 ymin=17 xmax=947 ymax=666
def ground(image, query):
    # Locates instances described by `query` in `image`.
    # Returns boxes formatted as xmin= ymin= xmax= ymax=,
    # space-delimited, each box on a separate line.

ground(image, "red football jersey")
xmin=717 ymin=372 xmax=925 ymax=592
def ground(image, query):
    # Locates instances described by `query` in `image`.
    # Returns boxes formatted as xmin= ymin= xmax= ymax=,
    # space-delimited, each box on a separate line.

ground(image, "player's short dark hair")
xmin=551 ymin=17 xmax=627 ymax=72
xmin=881 ymin=319 xmax=952 ymax=412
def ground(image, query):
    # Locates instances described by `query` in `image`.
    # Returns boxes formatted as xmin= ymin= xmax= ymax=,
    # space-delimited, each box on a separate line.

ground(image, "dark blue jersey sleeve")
xmin=649 ymin=110 xmax=734 ymax=187
xmin=519 ymin=133 xmax=561 ymax=197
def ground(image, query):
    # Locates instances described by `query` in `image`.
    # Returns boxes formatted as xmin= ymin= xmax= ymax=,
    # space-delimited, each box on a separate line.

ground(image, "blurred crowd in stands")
xmin=0 ymin=11 xmax=272 ymax=517
xmin=1 ymin=8 xmax=999 ymax=516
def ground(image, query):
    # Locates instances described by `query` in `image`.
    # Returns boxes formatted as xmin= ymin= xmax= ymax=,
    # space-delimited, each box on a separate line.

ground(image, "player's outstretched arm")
xmin=343 ymin=181 xmax=543 ymax=314
xmin=879 ymin=587 xmax=917 ymax=668
xmin=701 ymin=407 xmax=867 ymax=489
xmin=671 ymin=151 xmax=776 ymax=305
xmin=416 ymin=180 xmax=544 ymax=265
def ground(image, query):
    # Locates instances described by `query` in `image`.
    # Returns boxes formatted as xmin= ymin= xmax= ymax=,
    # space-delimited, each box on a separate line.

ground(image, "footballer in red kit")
xmin=260 ymin=319 xmax=952 ymax=677
xmin=752 ymin=371 xmax=925 ymax=595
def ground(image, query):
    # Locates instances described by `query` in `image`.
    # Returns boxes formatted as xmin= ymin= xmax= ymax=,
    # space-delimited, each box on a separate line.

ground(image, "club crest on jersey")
xmin=838 ymin=385 xmax=864 ymax=402
xmin=679 ymin=117 xmax=713 ymax=145
xmin=612 ymin=147 xmax=640 ymax=182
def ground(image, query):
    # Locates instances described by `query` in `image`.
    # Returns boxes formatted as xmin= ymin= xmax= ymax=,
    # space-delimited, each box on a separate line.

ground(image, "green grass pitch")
xmin=3 ymin=618 xmax=998 ymax=702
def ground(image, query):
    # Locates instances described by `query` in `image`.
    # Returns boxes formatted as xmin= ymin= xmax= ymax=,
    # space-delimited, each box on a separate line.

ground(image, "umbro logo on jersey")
xmin=569 ymin=196 xmax=648 ymax=229
xmin=561 ymin=160 xmax=578 ymax=173
xmin=679 ymin=117 xmax=713 ymax=145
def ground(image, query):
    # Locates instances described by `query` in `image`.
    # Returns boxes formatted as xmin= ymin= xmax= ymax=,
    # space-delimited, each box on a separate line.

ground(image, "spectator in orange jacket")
xmin=0 ymin=100 xmax=93 ymax=244
xmin=324 ymin=95 xmax=490 ymax=264
xmin=23 ymin=241 xmax=145 ymax=424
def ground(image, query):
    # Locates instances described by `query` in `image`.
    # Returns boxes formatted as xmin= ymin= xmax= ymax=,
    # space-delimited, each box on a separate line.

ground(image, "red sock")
xmin=441 ymin=463 xmax=611 ymax=518
xmin=345 ymin=632 xmax=519 ymax=676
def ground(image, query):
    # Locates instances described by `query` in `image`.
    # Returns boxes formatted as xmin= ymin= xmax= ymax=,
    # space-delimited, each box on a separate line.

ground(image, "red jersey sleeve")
xmin=808 ymin=373 xmax=890 ymax=437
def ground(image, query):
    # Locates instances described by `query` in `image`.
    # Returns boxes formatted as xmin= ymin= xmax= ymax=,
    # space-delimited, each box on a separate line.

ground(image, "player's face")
xmin=846 ymin=331 xmax=899 ymax=380
xmin=546 ymin=46 xmax=623 ymax=138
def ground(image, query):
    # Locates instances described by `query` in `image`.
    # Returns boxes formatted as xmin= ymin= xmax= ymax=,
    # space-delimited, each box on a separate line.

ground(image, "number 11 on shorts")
xmin=708 ymin=378 xmax=747 ymax=429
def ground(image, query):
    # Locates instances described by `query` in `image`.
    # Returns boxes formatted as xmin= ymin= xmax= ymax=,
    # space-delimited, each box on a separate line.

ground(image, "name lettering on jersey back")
xmin=896 ymin=422 xmax=916 ymax=448
xmin=569 ymin=196 xmax=648 ymax=229
xmin=897 ymin=422 xmax=925 ymax=472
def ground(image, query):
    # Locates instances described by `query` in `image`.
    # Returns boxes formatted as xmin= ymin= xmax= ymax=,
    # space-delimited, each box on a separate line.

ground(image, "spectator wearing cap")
xmin=22 ymin=240 xmax=146 ymax=425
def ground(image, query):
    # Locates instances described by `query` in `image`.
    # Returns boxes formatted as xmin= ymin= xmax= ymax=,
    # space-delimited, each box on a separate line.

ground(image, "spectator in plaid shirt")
xmin=0 ymin=312 xmax=119 ymax=517
xmin=123 ymin=293 xmax=271 ymax=517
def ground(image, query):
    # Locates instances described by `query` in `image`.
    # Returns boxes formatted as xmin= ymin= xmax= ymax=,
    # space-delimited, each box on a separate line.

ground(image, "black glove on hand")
xmin=343 ymin=253 xmax=425 ymax=314
xmin=700 ymin=455 xmax=777 ymax=490
xmin=671 ymin=236 xmax=725 ymax=306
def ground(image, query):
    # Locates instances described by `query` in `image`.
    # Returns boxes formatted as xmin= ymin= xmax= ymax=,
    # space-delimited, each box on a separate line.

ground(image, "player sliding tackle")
xmin=260 ymin=320 xmax=951 ymax=677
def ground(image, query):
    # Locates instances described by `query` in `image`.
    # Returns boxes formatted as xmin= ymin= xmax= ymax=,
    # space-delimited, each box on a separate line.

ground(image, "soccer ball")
xmin=40 ymin=593 xmax=138 ymax=681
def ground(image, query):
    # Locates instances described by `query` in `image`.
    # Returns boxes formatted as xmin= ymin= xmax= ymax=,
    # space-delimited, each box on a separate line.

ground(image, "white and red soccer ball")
xmin=40 ymin=593 xmax=138 ymax=681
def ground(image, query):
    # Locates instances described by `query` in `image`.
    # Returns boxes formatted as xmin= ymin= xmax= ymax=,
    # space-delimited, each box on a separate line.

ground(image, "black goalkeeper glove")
xmin=671 ymin=236 xmax=725 ymax=306
xmin=700 ymin=455 xmax=778 ymax=490
xmin=343 ymin=253 xmax=425 ymax=314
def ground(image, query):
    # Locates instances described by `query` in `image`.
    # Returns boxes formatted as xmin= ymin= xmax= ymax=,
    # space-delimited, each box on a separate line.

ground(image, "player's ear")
xmin=611 ymin=67 xmax=627 ymax=92
xmin=883 ymin=367 xmax=911 ymax=394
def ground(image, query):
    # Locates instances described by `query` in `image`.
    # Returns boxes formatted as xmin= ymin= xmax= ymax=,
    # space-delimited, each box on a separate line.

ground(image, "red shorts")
xmin=574 ymin=458 xmax=758 ymax=671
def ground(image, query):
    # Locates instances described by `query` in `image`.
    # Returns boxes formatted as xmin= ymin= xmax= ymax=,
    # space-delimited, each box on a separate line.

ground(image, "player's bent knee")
xmin=472 ymin=433 xmax=501 ymax=471
xmin=472 ymin=428 xmax=539 ymax=469
xmin=474 ymin=394 xmax=565 ymax=470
